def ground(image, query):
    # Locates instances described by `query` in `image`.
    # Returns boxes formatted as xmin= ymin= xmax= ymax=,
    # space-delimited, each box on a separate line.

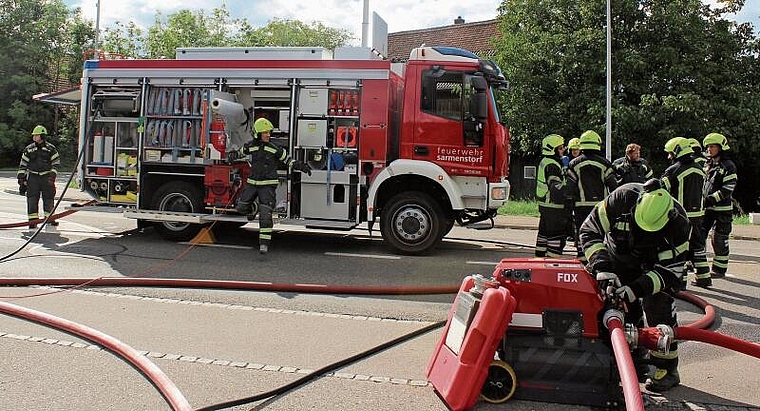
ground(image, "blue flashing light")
xmin=431 ymin=47 xmax=479 ymax=59
xmin=84 ymin=60 xmax=100 ymax=70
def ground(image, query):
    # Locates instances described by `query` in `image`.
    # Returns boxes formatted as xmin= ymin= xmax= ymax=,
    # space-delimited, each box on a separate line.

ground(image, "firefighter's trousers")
xmin=535 ymin=206 xmax=570 ymax=258
xmin=573 ymin=205 xmax=594 ymax=263
xmin=237 ymin=184 xmax=276 ymax=248
xmin=702 ymin=210 xmax=732 ymax=276
xmin=26 ymin=173 xmax=55 ymax=221
xmin=688 ymin=217 xmax=710 ymax=281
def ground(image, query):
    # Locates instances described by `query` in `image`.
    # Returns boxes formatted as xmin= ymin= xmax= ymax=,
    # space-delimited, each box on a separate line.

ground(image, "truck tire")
xmin=380 ymin=192 xmax=444 ymax=255
xmin=152 ymin=182 xmax=205 ymax=241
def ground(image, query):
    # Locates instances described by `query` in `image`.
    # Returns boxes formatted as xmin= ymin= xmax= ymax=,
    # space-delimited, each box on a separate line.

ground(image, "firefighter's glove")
xmin=19 ymin=183 xmax=27 ymax=196
xmin=294 ymin=160 xmax=312 ymax=176
xmin=705 ymin=195 xmax=717 ymax=207
xmin=17 ymin=176 xmax=26 ymax=186
xmin=47 ymin=174 xmax=56 ymax=185
xmin=595 ymin=271 xmax=621 ymax=298
xmin=613 ymin=285 xmax=637 ymax=303
xmin=227 ymin=150 xmax=240 ymax=163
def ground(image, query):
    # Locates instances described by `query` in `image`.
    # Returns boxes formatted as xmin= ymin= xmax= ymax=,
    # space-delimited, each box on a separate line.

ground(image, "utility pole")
xmin=605 ymin=0 xmax=612 ymax=160
xmin=94 ymin=0 xmax=101 ymax=59
xmin=361 ymin=0 xmax=369 ymax=48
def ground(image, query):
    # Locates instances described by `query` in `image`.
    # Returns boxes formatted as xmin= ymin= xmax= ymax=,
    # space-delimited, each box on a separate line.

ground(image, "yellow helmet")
xmin=567 ymin=137 xmax=581 ymax=150
xmin=687 ymin=138 xmax=701 ymax=151
xmin=703 ymin=132 xmax=729 ymax=151
xmin=541 ymin=134 xmax=565 ymax=156
xmin=253 ymin=118 xmax=274 ymax=135
xmin=32 ymin=125 xmax=47 ymax=136
xmin=579 ymin=130 xmax=602 ymax=150
xmin=635 ymin=186 xmax=675 ymax=232
xmin=664 ymin=137 xmax=691 ymax=159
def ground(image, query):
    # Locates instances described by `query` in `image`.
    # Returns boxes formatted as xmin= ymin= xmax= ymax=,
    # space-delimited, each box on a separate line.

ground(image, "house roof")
xmin=387 ymin=19 xmax=500 ymax=62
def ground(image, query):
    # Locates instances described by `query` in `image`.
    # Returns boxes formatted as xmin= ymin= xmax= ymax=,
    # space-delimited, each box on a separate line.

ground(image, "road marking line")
xmin=324 ymin=252 xmax=401 ymax=260
xmin=0 ymin=330 xmax=431 ymax=388
xmin=466 ymin=260 xmax=500 ymax=266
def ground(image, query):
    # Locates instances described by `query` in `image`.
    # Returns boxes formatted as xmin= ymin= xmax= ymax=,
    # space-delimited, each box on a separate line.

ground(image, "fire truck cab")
xmin=76 ymin=45 xmax=510 ymax=254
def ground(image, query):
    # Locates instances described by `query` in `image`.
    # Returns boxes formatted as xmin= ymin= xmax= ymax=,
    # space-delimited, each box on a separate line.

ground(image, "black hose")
xmin=195 ymin=320 xmax=446 ymax=411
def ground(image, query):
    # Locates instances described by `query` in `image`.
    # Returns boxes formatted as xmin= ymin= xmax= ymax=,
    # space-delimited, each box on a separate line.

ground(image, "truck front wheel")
xmin=380 ymin=192 xmax=443 ymax=255
xmin=152 ymin=182 xmax=204 ymax=241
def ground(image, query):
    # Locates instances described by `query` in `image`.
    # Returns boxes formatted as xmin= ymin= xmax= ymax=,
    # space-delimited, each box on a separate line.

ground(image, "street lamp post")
xmin=606 ymin=0 xmax=612 ymax=160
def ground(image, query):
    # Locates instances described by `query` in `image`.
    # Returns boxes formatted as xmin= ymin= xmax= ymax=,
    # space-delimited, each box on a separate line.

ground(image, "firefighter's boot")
xmin=259 ymin=244 xmax=268 ymax=254
xmin=632 ymin=348 xmax=651 ymax=383
xmin=691 ymin=276 xmax=712 ymax=288
xmin=48 ymin=220 xmax=59 ymax=227
xmin=646 ymin=358 xmax=680 ymax=392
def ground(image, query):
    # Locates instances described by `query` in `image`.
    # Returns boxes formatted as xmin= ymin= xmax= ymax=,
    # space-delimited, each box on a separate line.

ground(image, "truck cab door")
xmin=413 ymin=69 xmax=490 ymax=177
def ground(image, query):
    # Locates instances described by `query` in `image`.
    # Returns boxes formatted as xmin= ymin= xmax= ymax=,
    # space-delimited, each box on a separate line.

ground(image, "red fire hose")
xmin=0 ymin=300 xmax=192 ymax=411
xmin=0 ymin=277 xmax=460 ymax=296
xmin=0 ymin=200 xmax=95 ymax=229
xmin=604 ymin=309 xmax=645 ymax=411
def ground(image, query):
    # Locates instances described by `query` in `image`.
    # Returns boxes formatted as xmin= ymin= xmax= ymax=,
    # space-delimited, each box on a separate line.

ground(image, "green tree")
xmin=494 ymin=0 xmax=760 ymax=208
xmin=237 ymin=18 xmax=353 ymax=50
xmin=144 ymin=6 xmax=247 ymax=58
xmin=0 ymin=0 xmax=72 ymax=165
xmin=102 ymin=21 xmax=145 ymax=58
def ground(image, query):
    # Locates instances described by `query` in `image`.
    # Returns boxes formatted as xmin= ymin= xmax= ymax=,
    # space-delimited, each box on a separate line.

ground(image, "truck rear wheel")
xmin=380 ymin=192 xmax=443 ymax=255
xmin=152 ymin=182 xmax=204 ymax=241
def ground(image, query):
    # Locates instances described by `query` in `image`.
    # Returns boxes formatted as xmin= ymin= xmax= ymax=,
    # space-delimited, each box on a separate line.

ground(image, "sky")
xmin=65 ymin=0 xmax=760 ymax=46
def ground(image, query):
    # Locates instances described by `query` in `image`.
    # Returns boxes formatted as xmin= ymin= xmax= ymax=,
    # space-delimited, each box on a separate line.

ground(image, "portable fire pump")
xmin=428 ymin=258 xmax=649 ymax=410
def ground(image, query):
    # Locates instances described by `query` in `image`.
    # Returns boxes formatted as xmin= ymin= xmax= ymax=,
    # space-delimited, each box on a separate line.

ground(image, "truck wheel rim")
xmin=393 ymin=205 xmax=430 ymax=243
xmin=159 ymin=193 xmax=193 ymax=232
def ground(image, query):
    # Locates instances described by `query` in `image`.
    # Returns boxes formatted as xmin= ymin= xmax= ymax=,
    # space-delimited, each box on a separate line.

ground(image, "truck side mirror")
xmin=470 ymin=76 xmax=488 ymax=122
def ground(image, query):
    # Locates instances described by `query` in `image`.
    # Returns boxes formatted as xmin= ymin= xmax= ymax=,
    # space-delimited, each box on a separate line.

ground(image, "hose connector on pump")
xmin=635 ymin=324 xmax=675 ymax=354
xmin=624 ymin=324 xmax=639 ymax=349
xmin=602 ymin=309 xmax=625 ymax=330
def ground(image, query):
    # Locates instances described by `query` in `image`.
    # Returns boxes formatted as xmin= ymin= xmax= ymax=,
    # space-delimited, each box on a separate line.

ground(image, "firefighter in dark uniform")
xmin=535 ymin=134 xmax=570 ymax=257
xmin=580 ymin=179 xmax=690 ymax=392
xmin=662 ymin=137 xmax=710 ymax=287
xmin=687 ymin=138 xmax=706 ymax=169
xmin=701 ymin=132 xmax=737 ymax=279
xmin=612 ymin=143 xmax=654 ymax=185
xmin=566 ymin=130 xmax=618 ymax=262
xmin=229 ymin=118 xmax=311 ymax=254
xmin=17 ymin=125 xmax=61 ymax=229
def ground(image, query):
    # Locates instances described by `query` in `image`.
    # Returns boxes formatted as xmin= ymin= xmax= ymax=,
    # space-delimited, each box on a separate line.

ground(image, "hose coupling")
xmin=602 ymin=309 xmax=625 ymax=329
xmin=654 ymin=324 xmax=674 ymax=354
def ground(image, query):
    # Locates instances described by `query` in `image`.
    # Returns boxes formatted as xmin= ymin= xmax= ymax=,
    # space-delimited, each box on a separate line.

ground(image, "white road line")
xmin=324 ymin=252 xmax=401 ymax=260
xmin=466 ymin=261 xmax=500 ymax=266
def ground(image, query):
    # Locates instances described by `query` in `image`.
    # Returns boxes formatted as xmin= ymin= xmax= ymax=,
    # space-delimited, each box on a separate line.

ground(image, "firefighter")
xmin=17 ymin=125 xmax=61 ymax=229
xmin=687 ymin=138 xmax=706 ymax=169
xmin=580 ymin=179 xmax=690 ymax=392
xmin=228 ymin=118 xmax=312 ymax=254
xmin=662 ymin=137 xmax=710 ymax=287
xmin=535 ymin=134 xmax=570 ymax=257
xmin=566 ymin=130 xmax=618 ymax=263
xmin=612 ymin=143 xmax=654 ymax=185
xmin=561 ymin=137 xmax=580 ymax=167
xmin=702 ymin=132 xmax=737 ymax=279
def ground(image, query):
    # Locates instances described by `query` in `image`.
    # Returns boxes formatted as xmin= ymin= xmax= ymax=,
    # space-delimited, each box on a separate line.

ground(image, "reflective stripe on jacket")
xmin=703 ymin=156 xmax=737 ymax=213
xmin=239 ymin=141 xmax=294 ymax=186
xmin=536 ymin=156 xmax=566 ymax=209
xmin=662 ymin=157 xmax=705 ymax=218
xmin=566 ymin=151 xmax=618 ymax=207
xmin=18 ymin=141 xmax=60 ymax=177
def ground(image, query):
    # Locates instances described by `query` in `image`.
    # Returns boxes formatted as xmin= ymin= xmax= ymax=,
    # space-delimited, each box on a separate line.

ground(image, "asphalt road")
xmin=0 ymin=177 xmax=758 ymax=411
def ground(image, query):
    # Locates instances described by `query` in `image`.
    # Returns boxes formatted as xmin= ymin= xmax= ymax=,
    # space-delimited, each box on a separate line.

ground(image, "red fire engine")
xmin=75 ymin=45 xmax=510 ymax=254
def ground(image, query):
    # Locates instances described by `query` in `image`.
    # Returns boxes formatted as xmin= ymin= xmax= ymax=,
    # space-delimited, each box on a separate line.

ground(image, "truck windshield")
xmin=489 ymin=86 xmax=504 ymax=124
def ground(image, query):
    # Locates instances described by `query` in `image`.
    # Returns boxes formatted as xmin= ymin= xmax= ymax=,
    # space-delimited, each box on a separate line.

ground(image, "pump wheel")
xmin=481 ymin=360 xmax=517 ymax=404
xmin=380 ymin=192 xmax=444 ymax=255
xmin=152 ymin=182 xmax=205 ymax=241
